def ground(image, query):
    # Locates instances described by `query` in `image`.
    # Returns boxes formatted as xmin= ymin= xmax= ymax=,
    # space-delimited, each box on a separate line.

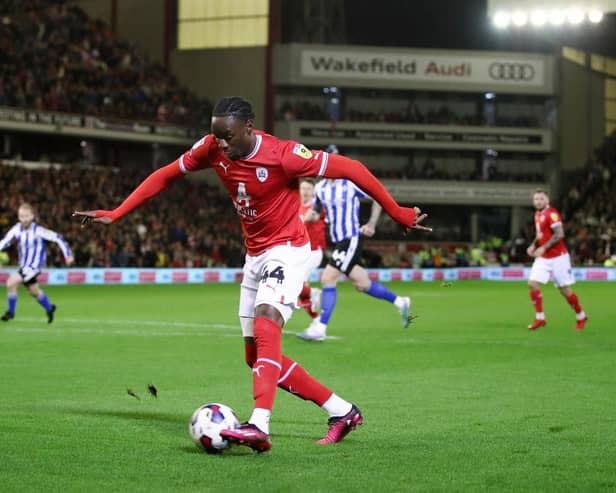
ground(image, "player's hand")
xmin=360 ymin=224 xmax=376 ymax=237
xmin=400 ymin=206 xmax=431 ymax=233
xmin=65 ymin=256 xmax=75 ymax=266
xmin=302 ymin=209 xmax=319 ymax=223
xmin=73 ymin=210 xmax=113 ymax=227
xmin=526 ymin=245 xmax=536 ymax=256
xmin=533 ymin=246 xmax=545 ymax=258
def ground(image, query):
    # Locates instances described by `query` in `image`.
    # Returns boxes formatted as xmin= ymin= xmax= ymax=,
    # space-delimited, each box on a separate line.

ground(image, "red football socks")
xmin=530 ymin=289 xmax=543 ymax=314
xmin=298 ymin=283 xmax=319 ymax=318
xmin=277 ymin=355 xmax=332 ymax=406
xmin=252 ymin=316 xmax=282 ymax=411
xmin=566 ymin=293 xmax=583 ymax=314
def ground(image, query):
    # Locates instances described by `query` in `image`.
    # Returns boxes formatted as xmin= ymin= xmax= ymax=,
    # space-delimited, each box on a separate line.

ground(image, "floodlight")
xmin=549 ymin=9 xmax=566 ymax=25
xmin=567 ymin=8 xmax=585 ymax=24
xmin=493 ymin=11 xmax=510 ymax=28
xmin=511 ymin=10 xmax=528 ymax=26
xmin=588 ymin=9 xmax=603 ymax=23
xmin=530 ymin=10 xmax=547 ymax=26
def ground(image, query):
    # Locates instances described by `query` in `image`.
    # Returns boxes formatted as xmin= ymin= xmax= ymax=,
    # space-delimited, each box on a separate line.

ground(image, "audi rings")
xmin=488 ymin=63 xmax=535 ymax=81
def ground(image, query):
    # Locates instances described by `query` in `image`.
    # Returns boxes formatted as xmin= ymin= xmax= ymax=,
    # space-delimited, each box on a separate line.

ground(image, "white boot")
xmin=298 ymin=318 xmax=327 ymax=341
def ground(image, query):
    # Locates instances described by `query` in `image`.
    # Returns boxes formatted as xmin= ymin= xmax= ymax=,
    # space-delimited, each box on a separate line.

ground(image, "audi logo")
xmin=488 ymin=63 xmax=535 ymax=81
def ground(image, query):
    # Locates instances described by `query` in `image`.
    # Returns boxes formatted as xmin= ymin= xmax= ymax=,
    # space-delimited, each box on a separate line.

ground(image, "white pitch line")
xmin=19 ymin=316 xmax=236 ymax=330
xmin=6 ymin=317 xmax=344 ymax=340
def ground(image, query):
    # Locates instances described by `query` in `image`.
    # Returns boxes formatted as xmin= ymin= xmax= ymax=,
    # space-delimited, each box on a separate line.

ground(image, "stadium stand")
xmin=0 ymin=0 xmax=211 ymax=126
xmin=0 ymin=163 xmax=245 ymax=268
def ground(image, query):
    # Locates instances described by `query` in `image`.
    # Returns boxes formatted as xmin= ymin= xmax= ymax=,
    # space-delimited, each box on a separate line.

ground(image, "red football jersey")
xmin=534 ymin=206 xmax=567 ymax=258
xmin=179 ymin=131 xmax=329 ymax=255
xmin=299 ymin=200 xmax=327 ymax=251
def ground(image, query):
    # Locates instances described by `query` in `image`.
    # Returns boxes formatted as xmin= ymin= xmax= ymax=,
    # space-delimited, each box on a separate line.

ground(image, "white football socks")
xmin=322 ymin=394 xmax=352 ymax=418
xmin=249 ymin=408 xmax=271 ymax=434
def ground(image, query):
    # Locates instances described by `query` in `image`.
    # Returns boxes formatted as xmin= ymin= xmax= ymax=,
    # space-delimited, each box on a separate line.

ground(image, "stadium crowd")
xmin=0 ymin=0 xmax=211 ymax=126
xmin=559 ymin=130 xmax=616 ymax=266
xmin=0 ymin=164 xmax=244 ymax=268
xmin=1 ymin=128 xmax=614 ymax=269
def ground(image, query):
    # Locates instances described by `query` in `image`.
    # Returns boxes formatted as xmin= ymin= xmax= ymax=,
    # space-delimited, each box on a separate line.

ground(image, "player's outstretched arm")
xmin=322 ymin=153 xmax=430 ymax=232
xmin=0 ymin=225 xmax=18 ymax=251
xmin=73 ymin=161 xmax=184 ymax=226
xmin=38 ymin=227 xmax=74 ymax=264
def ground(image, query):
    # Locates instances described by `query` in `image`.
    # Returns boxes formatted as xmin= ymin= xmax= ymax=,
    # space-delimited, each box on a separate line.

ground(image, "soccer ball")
xmin=189 ymin=403 xmax=240 ymax=454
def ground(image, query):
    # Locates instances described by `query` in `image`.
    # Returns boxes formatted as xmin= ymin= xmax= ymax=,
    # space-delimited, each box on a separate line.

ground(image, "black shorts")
xmin=18 ymin=267 xmax=41 ymax=286
xmin=327 ymin=236 xmax=364 ymax=275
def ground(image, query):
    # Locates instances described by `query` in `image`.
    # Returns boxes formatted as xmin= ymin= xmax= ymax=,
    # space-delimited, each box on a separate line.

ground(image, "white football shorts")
xmin=303 ymin=248 xmax=323 ymax=282
xmin=529 ymin=253 xmax=575 ymax=287
xmin=238 ymin=242 xmax=311 ymax=333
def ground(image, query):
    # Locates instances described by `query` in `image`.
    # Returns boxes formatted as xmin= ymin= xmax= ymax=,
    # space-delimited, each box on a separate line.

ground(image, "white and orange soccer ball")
xmin=189 ymin=403 xmax=240 ymax=454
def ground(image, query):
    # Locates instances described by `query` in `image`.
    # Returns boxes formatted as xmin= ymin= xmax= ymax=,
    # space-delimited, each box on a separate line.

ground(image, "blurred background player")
xmin=527 ymin=189 xmax=588 ymax=331
xmin=0 ymin=203 xmax=74 ymax=323
xmin=298 ymin=145 xmax=412 ymax=342
xmin=296 ymin=178 xmax=326 ymax=321
xmin=74 ymin=97 xmax=427 ymax=453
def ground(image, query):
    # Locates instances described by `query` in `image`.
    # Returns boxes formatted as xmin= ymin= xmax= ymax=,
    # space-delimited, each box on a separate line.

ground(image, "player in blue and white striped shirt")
xmin=298 ymin=146 xmax=411 ymax=341
xmin=0 ymin=203 xmax=74 ymax=323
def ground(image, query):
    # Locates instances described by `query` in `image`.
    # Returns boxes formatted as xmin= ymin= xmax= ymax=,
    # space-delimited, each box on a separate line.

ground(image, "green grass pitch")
xmin=1 ymin=281 xmax=615 ymax=492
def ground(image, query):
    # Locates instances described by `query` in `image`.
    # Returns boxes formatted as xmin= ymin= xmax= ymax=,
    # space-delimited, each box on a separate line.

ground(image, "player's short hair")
xmin=18 ymin=202 xmax=35 ymax=214
xmin=212 ymin=97 xmax=255 ymax=120
xmin=300 ymin=178 xmax=316 ymax=186
xmin=534 ymin=188 xmax=549 ymax=196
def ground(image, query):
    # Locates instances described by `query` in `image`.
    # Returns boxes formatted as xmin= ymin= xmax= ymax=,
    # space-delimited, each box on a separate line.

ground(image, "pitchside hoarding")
xmin=0 ymin=268 xmax=612 ymax=285
xmin=274 ymin=44 xmax=555 ymax=94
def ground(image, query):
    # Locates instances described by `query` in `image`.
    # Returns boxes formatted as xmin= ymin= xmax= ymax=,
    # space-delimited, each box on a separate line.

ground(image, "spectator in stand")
xmin=0 ymin=0 xmax=212 ymax=126
xmin=0 ymin=163 xmax=244 ymax=268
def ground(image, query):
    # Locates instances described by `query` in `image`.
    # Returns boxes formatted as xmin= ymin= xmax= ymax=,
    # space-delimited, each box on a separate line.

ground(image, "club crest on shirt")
xmin=292 ymin=143 xmax=312 ymax=160
xmin=256 ymin=167 xmax=268 ymax=182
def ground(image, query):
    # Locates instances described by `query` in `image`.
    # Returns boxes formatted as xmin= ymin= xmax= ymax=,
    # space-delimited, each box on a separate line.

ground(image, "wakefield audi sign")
xmin=300 ymin=49 xmax=545 ymax=87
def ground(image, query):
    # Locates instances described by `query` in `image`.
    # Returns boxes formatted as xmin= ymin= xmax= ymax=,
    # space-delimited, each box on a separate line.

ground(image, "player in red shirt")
xmin=74 ymin=97 xmax=428 ymax=453
xmin=296 ymin=178 xmax=326 ymax=320
xmin=527 ymin=189 xmax=587 ymax=331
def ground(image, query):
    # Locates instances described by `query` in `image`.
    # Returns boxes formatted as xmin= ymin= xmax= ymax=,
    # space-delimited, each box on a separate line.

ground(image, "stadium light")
xmin=588 ymin=9 xmax=604 ymax=22
xmin=493 ymin=11 xmax=511 ymax=28
xmin=511 ymin=10 xmax=528 ymax=26
xmin=530 ymin=10 xmax=548 ymax=26
xmin=549 ymin=9 xmax=566 ymax=25
xmin=567 ymin=8 xmax=585 ymax=24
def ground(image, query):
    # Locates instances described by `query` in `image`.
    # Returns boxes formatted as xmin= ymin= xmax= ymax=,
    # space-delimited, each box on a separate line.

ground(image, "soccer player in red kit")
xmin=74 ymin=97 xmax=427 ymax=453
xmin=527 ymin=189 xmax=587 ymax=331
xmin=297 ymin=178 xmax=326 ymax=320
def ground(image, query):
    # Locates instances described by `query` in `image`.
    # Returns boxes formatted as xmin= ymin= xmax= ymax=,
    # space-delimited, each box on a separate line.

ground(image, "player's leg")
xmin=347 ymin=264 xmax=412 ymax=328
xmin=223 ymin=245 xmax=306 ymax=451
xmin=298 ymin=263 xmax=341 ymax=341
xmin=243 ymin=318 xmax=359 ymax=443
xmin=1 ymin=272 xmax=22 ymax=321
xmin=276 ymin=354 xmax=363 ymax=444
xmin=527 ymin=258 xmax=550 ymax=330
xmin=553 ymin=254 xmax=587 ymax=330
xmin=226 ymin=244 xmax=362 ymax=449
xmin=297 ymin=248 xmax=322 ymax=319
xmin=26 ymin=281 xmax=56 ymax=323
